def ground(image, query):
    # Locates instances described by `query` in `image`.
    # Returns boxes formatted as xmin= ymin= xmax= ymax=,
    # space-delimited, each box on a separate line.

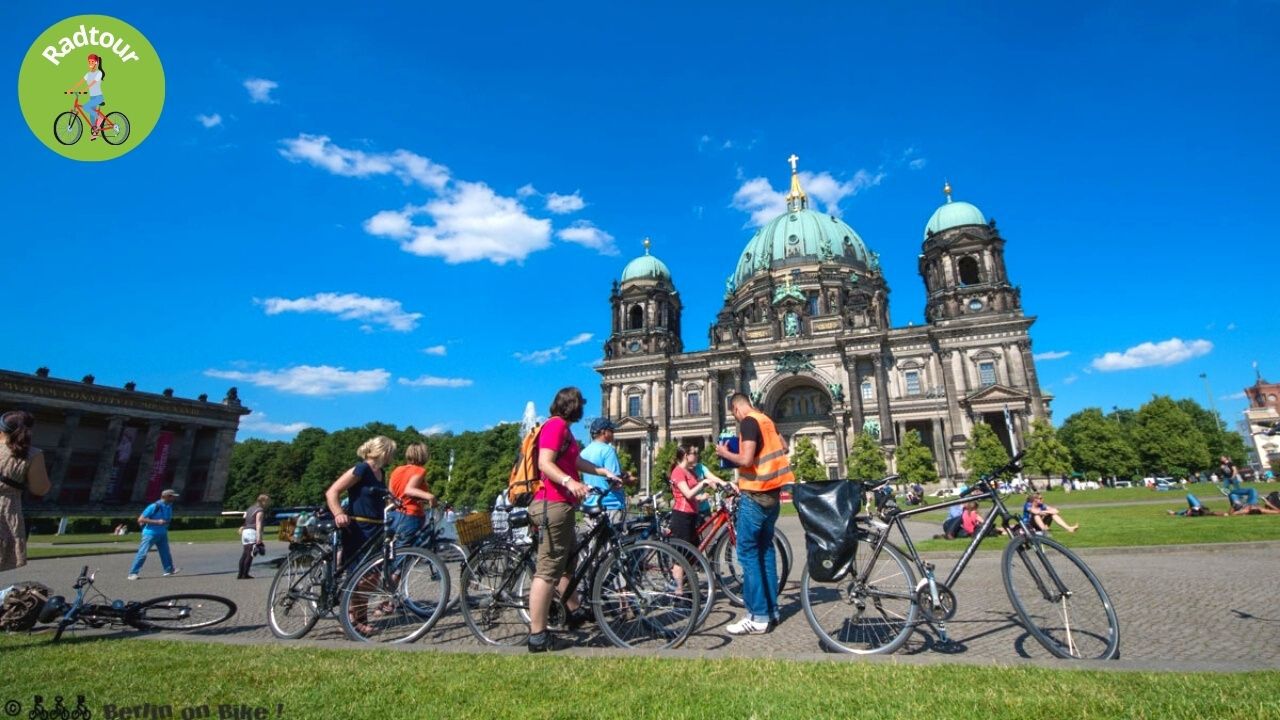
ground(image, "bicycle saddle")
xmin=862 ymin=474 xmax=899 ymax=492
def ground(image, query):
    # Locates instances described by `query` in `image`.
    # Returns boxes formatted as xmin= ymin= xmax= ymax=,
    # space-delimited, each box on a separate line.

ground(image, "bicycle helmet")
xmin=37 ymin=595 xmax=67 ymax=624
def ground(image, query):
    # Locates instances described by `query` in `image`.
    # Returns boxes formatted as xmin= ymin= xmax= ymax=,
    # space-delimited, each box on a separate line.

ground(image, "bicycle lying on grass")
xmin=799 ymin=453 xmax=1121 ymax=659
xmin=38 ymin=565 xmax=236 ymax=642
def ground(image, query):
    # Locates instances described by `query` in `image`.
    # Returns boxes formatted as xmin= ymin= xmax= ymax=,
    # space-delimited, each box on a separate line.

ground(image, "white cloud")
xmin=422 ymin=345 xmax=447 ymax=356
xmin=279 ymin=134 xmax=451 ymax=190
xmin=514 ymin=347 xmax=566 ymax=364
xmin=257 ymin=292 xmax=422 ymax=332
xmin=556 ymin=221 xmax=618 ymax=255
xmin=1227 ymin=322 xmax=1237 ymax=331
xmin=909 ymin=158 xmax=927 ymax=170
xmin=244 ymin=78 xmax=279 ymax=104
xmin=564 ymin=332 xmax=593 ymax=347
xmin=516 ymin=183 xmax=538 ymax=198
xmin=240 ymin=411 xmax=310 ymax=436
xmin=1033 ymin=350 xmax=1071 ymax=361
xmin=1062 ymin=374 xmax=1079 ymax=385
xmin=1222 ymin=391 xmax=1247 ymax=400
xmin=398 ymin=375 xmax=474 ymax=388
xmin=1090 ymin=338 xmax=1214 ymax=372
xmin=419 ymin=423 xmax=449 ymax=436
xmin=546 ymin=191 xmax=586 ymax=214
xmin=731 ymin=169 xmax=884 ymax=226
xmin=195 ymin=113 xmax=222 ymax=128
xmin=205 ymin=365 xmax=389 ymax=396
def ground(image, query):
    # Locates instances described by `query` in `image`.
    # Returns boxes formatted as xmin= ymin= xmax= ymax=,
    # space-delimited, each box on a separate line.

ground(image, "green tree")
xmin=616 ymin=447 xmax=638 ymax=478
xmin=790 ymin=436 xmax=825 ymax=483
xmin=847 ymin=431 xmax=886 ymax=481
xmin=1174 ymin=398 xmax=1248 ymax=468
xmin=1022 ymin=418 xmax=1074 ymax=482
xmin=1132 ymin=396 xmax=1210 ymax=477
xmin=652 ymin=441 xmax=679 ymax=494
xmin=1059 ymin=408 xmax=1140 ymax=481
xmin=963 ymin=422 xmax=1010 ymax=480
xmin=894 ymin=430 xmax=937 ymax=486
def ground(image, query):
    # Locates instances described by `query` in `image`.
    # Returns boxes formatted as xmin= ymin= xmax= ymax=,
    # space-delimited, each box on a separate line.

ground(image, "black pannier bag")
xmin=792 ymin=480 xmax=864 ymax=582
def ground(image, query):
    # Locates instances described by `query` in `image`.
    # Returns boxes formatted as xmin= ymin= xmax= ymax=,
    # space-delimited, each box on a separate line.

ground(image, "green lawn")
xmin=0 ymin=635 xmax=1275 ymax=719
xmin=31 ymin=528 xmax=250 ymax=545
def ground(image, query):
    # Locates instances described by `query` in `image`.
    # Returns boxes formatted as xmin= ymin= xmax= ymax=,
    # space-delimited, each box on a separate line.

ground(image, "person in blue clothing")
xmin=1218 ymin=456 xmax=1259 ymax=510
xmin=580 ymin=417 xmax=631 ymax=524
xmin=325 ymin=435 xmax=396 ymax=636
xmin=1021 ymin=491 xmax=1078 ymax=533
xmin=127 ymin=488 xmax=181 ymax=579
xmin=1167 ymin=493 xmax=1222 ymax=517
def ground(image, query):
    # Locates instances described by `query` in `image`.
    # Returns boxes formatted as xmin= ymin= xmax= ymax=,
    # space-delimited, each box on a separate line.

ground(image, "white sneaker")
xmin=726 ymin=617 xmax=771 ymax=635
xmin=163 ymin=568 xmax=181 ymax=576
xmin=127 ymin=574 xmax=139 ymax=580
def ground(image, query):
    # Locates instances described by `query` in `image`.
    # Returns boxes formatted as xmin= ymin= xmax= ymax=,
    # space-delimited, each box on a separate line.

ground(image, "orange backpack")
xmin=507 ymin=424 xmax=544 ymax=507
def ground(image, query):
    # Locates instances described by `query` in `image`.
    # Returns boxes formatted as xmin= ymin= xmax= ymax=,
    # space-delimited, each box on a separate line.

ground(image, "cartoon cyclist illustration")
xmin=66 ymin=53 xmax=107 ymax=139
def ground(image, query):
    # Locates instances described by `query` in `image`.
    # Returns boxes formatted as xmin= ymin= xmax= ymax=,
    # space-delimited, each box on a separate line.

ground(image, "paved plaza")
xmin=6 ymin=518 xmax=1278 ymax=672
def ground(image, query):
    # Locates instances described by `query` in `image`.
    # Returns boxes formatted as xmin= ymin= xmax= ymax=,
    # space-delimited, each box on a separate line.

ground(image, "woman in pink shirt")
xmin=527 ymin=386 xmax=622 ymax=653
xmin=669 ymin=445 xmax=726 ymax=592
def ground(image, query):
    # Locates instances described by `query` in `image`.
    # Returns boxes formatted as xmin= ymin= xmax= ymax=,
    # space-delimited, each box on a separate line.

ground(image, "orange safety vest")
xmin=737 ymin=410 xmax=795 ymax=492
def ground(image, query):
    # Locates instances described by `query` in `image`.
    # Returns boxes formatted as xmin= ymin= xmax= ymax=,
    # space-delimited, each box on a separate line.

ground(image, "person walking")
xmin=237 ymin=494 xmax=270 ymax=579
xmin=127 ymin=489 xmax=181 ymax=579
xmin=580 ymin=417 xmax=627 ymax=524
xmin=0 ymin=410 xmax=51 ymax=572
xmin=527 ymin=387 xmax=622 ymax=653
xmin=715 ymin=393 xmax=794 ymax=635
xmin=387 ymin=443 xmax=435 ymax=543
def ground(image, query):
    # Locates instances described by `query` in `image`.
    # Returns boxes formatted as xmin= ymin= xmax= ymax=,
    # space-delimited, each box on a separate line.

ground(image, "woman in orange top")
xmin=387 ymin=443 xmax=436 ymax=542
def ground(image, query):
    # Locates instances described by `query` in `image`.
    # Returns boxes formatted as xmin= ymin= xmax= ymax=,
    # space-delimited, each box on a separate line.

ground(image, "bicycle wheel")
xmin=101 ymin=112 xmax=130 ymax=145
xmin=628 ymin=536 xmax=715 ymax=630
xmin=712 ymin=529 xmax=791 ymax=607
xmin=801 ymin=538 xmax=918 ymax=654
xmin=1002 ymin=535 xmax=1120 ymax=660
xmin=266 ymin=545 xmax=325 ymax=639
xmin=54 ymin=111 xmax=82 ymax=145
xmin=338 ymin=547 xmax=449 ymax=643
xmin=429 ymin=539 xmax=467 ymax=611
xmin=127 ymin=594 xmax=236 ymax=630
xmin=593 ymin=540 xmax=699 ymax=649
xmin=459 ymin=543 xmax=533 ymax=646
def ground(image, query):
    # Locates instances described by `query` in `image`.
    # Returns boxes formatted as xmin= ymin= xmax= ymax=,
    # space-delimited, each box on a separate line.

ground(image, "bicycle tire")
xmin=625 ymin=535 xmax=716 ymax=629
xmin=126 ymin=594 xmax=236 ymax=630
xmin=428 ymin=539 xmax=467 ymax=611
xmin=100 ymin=112 xmax=130 ymax=145
xmin=54 ymin=111 xmax=81 ymax=145
xmin=593 ymin=539 xmax=699 ymax=650
xmin=459 ymin=543 xmax=534 ymax=646
xmin=266 ymin=545 xmax=325 ymax=639
xmin=801 ymin=538 xmax=918 ymax=654
xmin=711 ymin=529 xmax=791 ymax=607
xmin=1002 ymin=535 xmax=1120 ymax=660
xmin=338 ymin=547 xmax=449 ymax=643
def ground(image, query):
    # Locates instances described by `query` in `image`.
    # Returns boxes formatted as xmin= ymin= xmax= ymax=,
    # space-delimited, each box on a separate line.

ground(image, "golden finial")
xmin=643 ymin=237 xmax=651 ymax=255
xmin=785 ymin=154 xmax=808 ymax=211
xmin=943 ymin=179 xmax=953 ymax=203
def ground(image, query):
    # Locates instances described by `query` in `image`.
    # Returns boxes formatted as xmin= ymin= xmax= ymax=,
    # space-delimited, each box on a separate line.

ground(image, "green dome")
xmin=733 ymin=209 xmax=871 ymax=286
xmin=621 ymin=253 xmax=672 ymax=283
xmin=924 ymin=199 xmax=986 ymax=238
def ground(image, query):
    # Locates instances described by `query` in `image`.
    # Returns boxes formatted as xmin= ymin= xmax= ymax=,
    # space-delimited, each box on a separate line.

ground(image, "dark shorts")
xmin=669 ymin=510 xmax=699 ymax=548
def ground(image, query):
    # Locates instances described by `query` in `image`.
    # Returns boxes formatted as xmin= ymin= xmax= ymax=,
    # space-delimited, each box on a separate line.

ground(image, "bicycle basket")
xmin=277 ymin=516 xmax=297 ymax=543
xmin=455 ymin=511 xmax=493 ymax=546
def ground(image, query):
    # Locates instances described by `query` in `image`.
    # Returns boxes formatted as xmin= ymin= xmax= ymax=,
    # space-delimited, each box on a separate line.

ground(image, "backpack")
xmin=0 ymin=582 xmax=52 ymax=631
xmin=507 ymin=423 xmax=544 ymax=507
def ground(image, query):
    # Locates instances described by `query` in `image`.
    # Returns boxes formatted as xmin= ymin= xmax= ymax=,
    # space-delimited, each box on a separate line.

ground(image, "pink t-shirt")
xmin=532 ymin=416 xmax=582 ymax=505
xmin=961 ymin=508 xmax=981 ymax=535
xmin=670 ymin=465 xmax=699 ymax=514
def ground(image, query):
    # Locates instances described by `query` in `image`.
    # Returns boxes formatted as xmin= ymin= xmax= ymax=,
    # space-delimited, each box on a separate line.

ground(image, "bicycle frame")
xmin=58 ymin=566 xmax=132 ymax=630
xmin=68 ymin=93 xmax=112 ymax=129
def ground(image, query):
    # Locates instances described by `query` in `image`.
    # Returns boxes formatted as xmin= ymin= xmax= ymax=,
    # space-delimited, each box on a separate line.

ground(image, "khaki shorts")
xmin=529 ymin=500 xmax=576 ymax=582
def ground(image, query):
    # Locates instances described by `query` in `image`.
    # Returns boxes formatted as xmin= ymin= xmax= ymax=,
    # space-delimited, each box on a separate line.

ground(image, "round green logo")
xmin=18 ymin=15 xmax=165 ymax=161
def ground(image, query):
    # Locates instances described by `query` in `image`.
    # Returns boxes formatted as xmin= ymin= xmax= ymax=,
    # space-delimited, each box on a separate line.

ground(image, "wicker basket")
xmin=455 ymin=511 xmax=493 ymax=546
xmin=277 ymin=516 xmax=297 ymax=543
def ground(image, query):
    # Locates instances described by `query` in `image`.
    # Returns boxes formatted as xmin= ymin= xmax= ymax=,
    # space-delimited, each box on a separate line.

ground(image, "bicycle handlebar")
xmin=959 ymin=451 xmax=1027 ymax=497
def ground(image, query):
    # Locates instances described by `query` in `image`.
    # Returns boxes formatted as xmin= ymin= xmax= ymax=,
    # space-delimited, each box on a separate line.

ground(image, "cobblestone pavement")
xmin=6 ymin=519 xmax=1279 ymax=671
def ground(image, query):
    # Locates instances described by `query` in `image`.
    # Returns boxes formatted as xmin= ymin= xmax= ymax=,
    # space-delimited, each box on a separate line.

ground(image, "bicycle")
xmin=54 ymin=92 xmax=130 ymax=145
xmin=624 ymin=494 xmax=717 ymax=629
xmin=266 ymin=494 xmax=450 ymax=643
xmin=39 ymin=565 xmax=236 ymax=642
xmin=800 ymin=453 xmax=1121 ymax=659
xmin=694 ymin=487 xmax=793 ymax=607
xmin=460 ymin=489 xmax=699 ymax=649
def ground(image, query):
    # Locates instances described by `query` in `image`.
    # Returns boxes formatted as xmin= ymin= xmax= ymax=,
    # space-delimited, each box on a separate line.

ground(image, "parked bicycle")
xmin=460 ymin=489 xmax=699 ymax=649
xmin=800 ymin=453 xmax=1121 ymax=659
xmin=54 ymin=92 xmax=130 ymax=145
xmin=625 ymin=494 xmax=717 ymax=629
xmin=695 ymin=487 xmax=793 ymax=607
xmin=39 ymin=565 xmax=235 ymax=642
xmin=266 ymin=493 xmax=450 ymax=643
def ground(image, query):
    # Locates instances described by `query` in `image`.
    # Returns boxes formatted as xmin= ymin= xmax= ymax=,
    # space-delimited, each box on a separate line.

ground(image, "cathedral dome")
xmin=924 ymin=181 xmax=986 ymax=238
xmin=620 ymin=239 xmax=672 ymax=283
xmin=733 ymin=209 xmax=871 ymax=286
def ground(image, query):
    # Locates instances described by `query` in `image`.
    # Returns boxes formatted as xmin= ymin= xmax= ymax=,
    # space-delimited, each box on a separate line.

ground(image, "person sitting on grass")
xmin=1229 ymin=498 xmax=1280 ymax=515
xmin=1022 ymin=492 xmax=1078 ymax=533
xmin=1167 ymin=493 xmax=1224 ymax=517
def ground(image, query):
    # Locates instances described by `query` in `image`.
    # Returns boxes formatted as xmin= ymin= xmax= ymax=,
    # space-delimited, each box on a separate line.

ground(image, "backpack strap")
xmin=0 ymin=474 xmax=25 ymax=491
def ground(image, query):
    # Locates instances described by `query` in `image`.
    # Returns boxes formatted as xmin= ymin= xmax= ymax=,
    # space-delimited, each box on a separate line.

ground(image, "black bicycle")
xmin=624 ymin=493 xmax=717 ymax=629
xmin=801 ymin=453 xmax=1121 ymax=659
xmin=460 ymin=489 xmax=699 ymax=649
xmin=40 ymin=566 xmax=236 ymax=642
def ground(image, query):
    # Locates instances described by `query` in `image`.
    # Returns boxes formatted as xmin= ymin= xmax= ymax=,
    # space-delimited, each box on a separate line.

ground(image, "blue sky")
xmin=6 ymin=1 xmax=1278 ymax=441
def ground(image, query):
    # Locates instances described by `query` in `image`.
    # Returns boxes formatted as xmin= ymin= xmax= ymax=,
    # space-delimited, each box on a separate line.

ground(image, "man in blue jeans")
xmin=127 ymin=489 xmax=181 ymax=579
xmin=715 ymin=393 xmax=794 ymax=635
xmin=1218 ymin=456 xmax=1259 ymax=509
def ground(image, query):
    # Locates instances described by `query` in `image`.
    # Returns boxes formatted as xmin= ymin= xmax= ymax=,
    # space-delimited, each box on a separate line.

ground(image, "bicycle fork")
xmin=917 ymin=562 xmax=951 ymax=644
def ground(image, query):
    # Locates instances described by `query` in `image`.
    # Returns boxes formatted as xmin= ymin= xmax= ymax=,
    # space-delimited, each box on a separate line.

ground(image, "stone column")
xmin=202 ymin=427 xmax=238 ymax=505
xmin=89 ymin=416 xmax=126 ymax=503
xmin=931 ymin=417 xmax=948 ymax=480
xmin=846 ymin=360 xmax=865 ymax=435
xmin=707 ymin=374 xmax=721 ymax=435
xmin=47 ymin=411 xmax=83 ymax=503
xmin=1018 ymin=340 xmax=1046 ymax=419
xmin=130 ymin=422 xmax=166 ymax=503
xmin=168 ymin=425 xmax=200 ymax=495
xmin=1009 ymin=342 xmax=1028 ymax=388
xmin=941 ymin=350 xmax=964 ymax=444
xmin=873 ymin=355 xmax=894 ymax=446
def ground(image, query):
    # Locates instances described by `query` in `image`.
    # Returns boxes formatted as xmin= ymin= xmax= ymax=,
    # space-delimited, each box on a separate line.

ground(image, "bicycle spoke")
xmin=1002 ymin=536 xmax=1119 ymax=660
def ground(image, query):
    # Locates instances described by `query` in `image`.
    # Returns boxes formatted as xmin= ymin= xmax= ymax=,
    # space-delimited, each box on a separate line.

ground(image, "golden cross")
xmin=643 ymin=237 xmax=651 ymax=254
xmin=787 ymin=154 xmax=799 ymax=173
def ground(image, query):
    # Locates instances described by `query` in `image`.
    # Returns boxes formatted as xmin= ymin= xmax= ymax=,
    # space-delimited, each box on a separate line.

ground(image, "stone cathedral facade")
xmin=596 ymin=159 xmax=1051 ymax=482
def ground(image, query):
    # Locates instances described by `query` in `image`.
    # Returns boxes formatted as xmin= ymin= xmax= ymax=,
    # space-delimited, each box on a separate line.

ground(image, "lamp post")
xmin=1199 ymin=373 xmax=1223 ymax=431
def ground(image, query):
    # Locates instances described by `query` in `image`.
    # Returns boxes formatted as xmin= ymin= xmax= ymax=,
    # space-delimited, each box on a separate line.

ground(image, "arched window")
xmin=628 ymin=305 xmax=644 ymax=330
xmin=775 ymin=387 xmax=832 ymax=420
xmin=958 ymin=256 xmax=982 ymax=285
